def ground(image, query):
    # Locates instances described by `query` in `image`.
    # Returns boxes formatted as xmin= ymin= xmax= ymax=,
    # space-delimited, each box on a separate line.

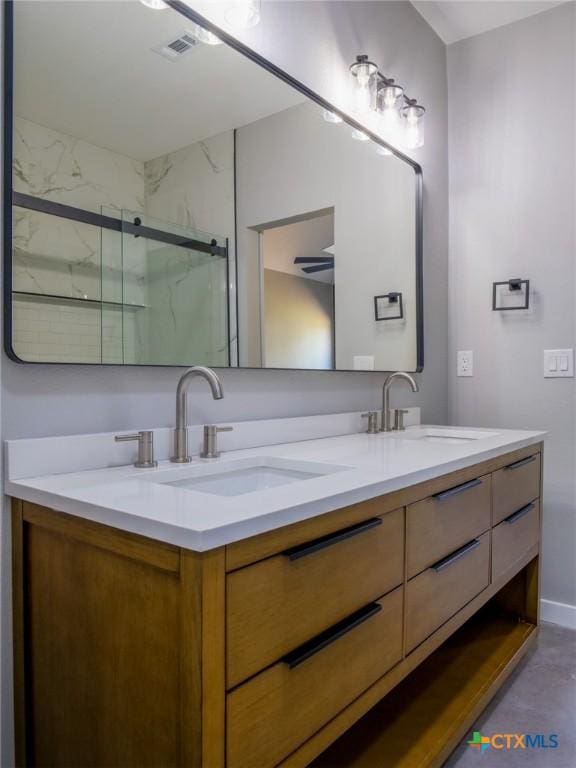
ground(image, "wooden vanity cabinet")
xmin=226 ymin=507 xmax=404 ymax=689
xmin=492 ymin=452 xmax=541 ymax=524
xmin=492 ymin=499 xmax=540 ymax=581
xmin=228 ymin=587 xmax=404 ymax=768
xmin=406 ymin=473 xmax=491 ymax=577
xmin=405 ymin=531 xmax=491 ymax=653
xmin=12 ymin=442 xmax=543 ymax=768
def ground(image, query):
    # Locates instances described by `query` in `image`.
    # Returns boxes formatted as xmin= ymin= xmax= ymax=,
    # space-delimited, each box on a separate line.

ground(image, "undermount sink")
xmin=147 ymin=456 xmax=348 ymax=497
xmin=393 ymin=427 xmax=499 ymax=445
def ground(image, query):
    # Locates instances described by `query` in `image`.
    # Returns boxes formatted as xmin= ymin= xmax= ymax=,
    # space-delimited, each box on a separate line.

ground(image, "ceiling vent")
xmin=152 ymin=31 xmax=200 ymax=61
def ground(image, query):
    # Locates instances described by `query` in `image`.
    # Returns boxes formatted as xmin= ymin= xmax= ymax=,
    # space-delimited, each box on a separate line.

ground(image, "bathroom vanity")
xmin=8 ymin=423 xmax=544 ymax=768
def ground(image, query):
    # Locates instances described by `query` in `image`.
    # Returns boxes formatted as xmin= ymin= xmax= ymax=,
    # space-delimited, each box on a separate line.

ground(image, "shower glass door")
xmin=120 ymin=211 xmax=230 ymax=366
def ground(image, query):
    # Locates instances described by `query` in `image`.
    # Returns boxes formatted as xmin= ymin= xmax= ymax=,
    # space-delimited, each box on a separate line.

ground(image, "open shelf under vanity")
xmin=312 ymin=588 xmax=538 ymax=768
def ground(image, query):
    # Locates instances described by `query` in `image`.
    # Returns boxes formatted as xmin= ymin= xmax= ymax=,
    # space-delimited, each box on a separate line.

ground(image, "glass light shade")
xmin=376 ymin=145 xmax=393 ymax=157
xmin=140 ymin=0 xmax=167 ymax=8
xmin=379 ymin=107 xmax=402 ymax=144
xmin=381 ymin=84 xmax=404 ymax=110
xmin=350 ymin=56 xmax=378 ymax=86
xmin=350 ymin=56 xmax=378 ymax=114
xmin=404 ymin=104 xmax=426 ymax=125
xmin=194 ymin=25 xmax=224 ymax=45
xmin=401 ymin=104 xmax=425 ymax=149
xmin=323 ymin=109 xmax=343 ymax=124
xmin=351 ymin=128 xmax=369 ymax=142
xmin=377 ymin=84 xmax=404 ymax=144
xmin=354 ymin=81 xmax=375 ymax=114
xmin=224 ymin=0 xmax=261 ymax=29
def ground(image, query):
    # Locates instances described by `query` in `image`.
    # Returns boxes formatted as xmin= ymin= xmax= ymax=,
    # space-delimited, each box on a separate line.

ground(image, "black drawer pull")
xmin=282 ymin=602 xmax=382 ymax=669
xmin=432 ymin=539 xmax=481 ymax=573
xmin=504 ymin=502 xmax=535 ymax=524
xmin=283 ymin=517 xmax=382 ymax=561
xmin=505 ymin=455 xmax=537 ymax=471
xmin=433 ymin=478 xmax=482 ymax=502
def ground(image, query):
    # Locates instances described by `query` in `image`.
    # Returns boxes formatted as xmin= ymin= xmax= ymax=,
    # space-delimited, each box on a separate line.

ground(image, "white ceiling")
xmin=411 ymin=1 xmax=567 ymax=44
xmin=14 ymin=1 xmax=305 ymax=161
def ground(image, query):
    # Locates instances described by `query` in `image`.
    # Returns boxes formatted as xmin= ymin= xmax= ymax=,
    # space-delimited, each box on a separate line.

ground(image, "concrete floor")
xmin=445 ymin=622 xmax=576 ymax=768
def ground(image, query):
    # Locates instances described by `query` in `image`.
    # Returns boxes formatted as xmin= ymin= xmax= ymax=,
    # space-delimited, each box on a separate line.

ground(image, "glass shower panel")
xmin=120 ymin=211 xmax=229 ymax=367
xmin=100 ymin=206 xmax=125 ymax=364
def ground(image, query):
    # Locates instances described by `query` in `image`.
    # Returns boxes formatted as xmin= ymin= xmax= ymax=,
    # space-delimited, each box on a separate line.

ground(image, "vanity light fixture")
xmin=224 ymin=0 xmax=261 ymax=29
xmin=351 ymin=128 xmax=370 ymax=141
xmin=196 ymin=4 xmax=262 ymax=46
xmin=350 ymin=54 xmax=426 ymax=149
xmin=142 ymin=0 xmax=262 ymax=31
xmin=140 ymin=0 xmax=224 ymax=44
xmin=322 ymin=109 xmax=343 ymax=124
xmin=140 ymin=0 xmax=167 ymax=9
xmin=193 ymin=25 xmax=224 ymax=45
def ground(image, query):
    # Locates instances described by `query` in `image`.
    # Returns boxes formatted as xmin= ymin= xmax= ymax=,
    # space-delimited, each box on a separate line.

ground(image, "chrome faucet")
xmin=171 ymin=366 xmax=224 ymax=463
xmin=381 ymin=372 xmax=419 ymax=432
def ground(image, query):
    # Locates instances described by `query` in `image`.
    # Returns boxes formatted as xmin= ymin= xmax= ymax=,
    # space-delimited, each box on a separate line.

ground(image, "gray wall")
xmin=0 ymin=3 xmax=449 ymax=763
xmin=448 ymin=3 xmax=576 ymax=609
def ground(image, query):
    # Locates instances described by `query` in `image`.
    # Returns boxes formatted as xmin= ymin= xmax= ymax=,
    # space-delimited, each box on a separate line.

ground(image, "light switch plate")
xmin=457 ymin=350 xmax=473 ymax=377
xmin=544 ymin=349 xmax=574 ymax=378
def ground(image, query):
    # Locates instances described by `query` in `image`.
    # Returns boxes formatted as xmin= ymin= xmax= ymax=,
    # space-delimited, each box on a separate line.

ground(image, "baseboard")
xmin=540 ymin=598 xmax=576 ymax=630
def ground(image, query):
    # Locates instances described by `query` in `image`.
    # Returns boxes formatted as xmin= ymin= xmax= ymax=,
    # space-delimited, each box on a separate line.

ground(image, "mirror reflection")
xmin=9 ymin=0 xmax=421 ymax=371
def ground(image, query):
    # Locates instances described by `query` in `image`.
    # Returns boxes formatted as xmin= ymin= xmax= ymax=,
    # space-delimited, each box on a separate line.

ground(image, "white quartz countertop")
xmin=5 ymin=424 xmax=545 ymax=551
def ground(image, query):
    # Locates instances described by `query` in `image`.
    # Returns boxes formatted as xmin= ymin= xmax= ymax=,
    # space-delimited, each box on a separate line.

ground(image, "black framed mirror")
xmin=3 ymin=0 xmax=423 ymax=371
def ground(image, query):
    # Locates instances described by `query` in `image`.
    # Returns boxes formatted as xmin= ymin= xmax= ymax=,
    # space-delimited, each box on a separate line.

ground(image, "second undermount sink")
xmin=393 ymin=427 xmax=499 ymax=445
xmin=147 ymin=456 xmax=349 ymax=497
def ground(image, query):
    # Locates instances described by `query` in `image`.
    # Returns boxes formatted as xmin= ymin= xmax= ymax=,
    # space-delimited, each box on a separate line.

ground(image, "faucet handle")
xmin=200 ymin=425 xmax=234 ymax=459
xmin=361 ymin=412 xmax=380 ymax=434
xmin=392 ymin=409 xmax=410 ymax=432
xmin=115 ymin=430 xmax=157 ymax=468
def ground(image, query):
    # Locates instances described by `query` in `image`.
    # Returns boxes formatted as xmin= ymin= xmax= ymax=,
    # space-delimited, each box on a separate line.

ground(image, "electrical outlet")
xmin=457 ymin=350 xmax=473 ymax=377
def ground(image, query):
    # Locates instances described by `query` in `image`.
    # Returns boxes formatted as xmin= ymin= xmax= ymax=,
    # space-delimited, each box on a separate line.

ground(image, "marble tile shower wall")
xmin=12 ymin=117 xmax=234 ymax=365
xmin=142 ymin=131 xmax=235 ymax=367
xmin=12 ymin=116 xmax=145 ymax=362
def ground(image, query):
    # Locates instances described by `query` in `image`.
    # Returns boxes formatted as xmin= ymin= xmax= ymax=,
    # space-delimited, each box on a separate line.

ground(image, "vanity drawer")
xmin=406 ymin=531 xmax=490 ymax=653
xmin=226 ymin=508 xmax=404 ymax=688
xmin=407 ymin=474 xmax=491 ymax=578
xmin=493 ymin=452 xmax=541 ymax=525
xmin=227 ymin=586 xmax=403 ymax=768
xmin=492 ymin=500 xmax=540 ymax=581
